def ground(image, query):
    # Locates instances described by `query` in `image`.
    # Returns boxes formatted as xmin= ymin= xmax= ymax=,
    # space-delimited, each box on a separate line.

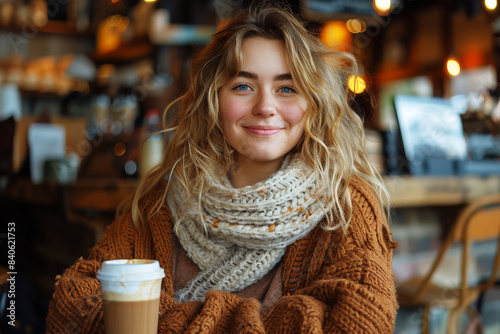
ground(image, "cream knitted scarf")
xmin=167 ymin=155 xmax=329 ymax=303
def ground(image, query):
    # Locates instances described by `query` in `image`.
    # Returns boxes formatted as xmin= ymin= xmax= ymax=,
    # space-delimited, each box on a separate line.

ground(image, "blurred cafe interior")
xmin=0 ymin=0 xmax=500 ymax=333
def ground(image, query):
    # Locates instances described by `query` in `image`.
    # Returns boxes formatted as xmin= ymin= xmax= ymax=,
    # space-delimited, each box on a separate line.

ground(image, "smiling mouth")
xmin=243 ymin=126 xmax=283 ymax=136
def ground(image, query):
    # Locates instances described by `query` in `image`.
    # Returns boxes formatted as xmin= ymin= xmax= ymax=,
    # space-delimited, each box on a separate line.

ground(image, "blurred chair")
xmin=397 ymin=194 xmax=500 ymax=334
xmin=477 ymin=279 xmax=500 ymax=315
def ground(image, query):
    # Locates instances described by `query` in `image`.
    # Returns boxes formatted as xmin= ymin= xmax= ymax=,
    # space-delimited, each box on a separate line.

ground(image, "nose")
xmin=253 ymin=91 xmax=276 ymax=118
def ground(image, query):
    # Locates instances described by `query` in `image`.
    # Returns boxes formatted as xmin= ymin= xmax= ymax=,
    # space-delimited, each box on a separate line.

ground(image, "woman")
xmin=47 ymin=5 xmax=398 ymax=333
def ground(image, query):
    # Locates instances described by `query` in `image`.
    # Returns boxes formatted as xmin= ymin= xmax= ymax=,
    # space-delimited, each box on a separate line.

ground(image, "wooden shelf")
xmin=0 ymin=20 xmax=94 ymax=37
xmin=149 ymin=24 xmax=215 ymax=46
xmin=90 ymin=39 xmax=153 ymax=63
xmin=19 ymin=89 xmax=67 ymax=99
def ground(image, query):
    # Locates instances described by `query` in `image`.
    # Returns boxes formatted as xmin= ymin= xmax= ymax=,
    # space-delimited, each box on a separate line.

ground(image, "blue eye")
xmin=279 ymin=87 xmax=295 ymax=94
xmin=234 ymin=84 xmax=250 ymax=91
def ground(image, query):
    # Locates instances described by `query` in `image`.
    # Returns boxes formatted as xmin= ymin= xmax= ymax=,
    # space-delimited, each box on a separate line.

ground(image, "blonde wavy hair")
xmin=123 ymin=5 xmax=390 ymax=232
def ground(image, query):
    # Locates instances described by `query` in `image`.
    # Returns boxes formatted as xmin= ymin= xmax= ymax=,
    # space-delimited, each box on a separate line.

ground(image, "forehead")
xmin=239 ymin=37 xmax=289 ymax=73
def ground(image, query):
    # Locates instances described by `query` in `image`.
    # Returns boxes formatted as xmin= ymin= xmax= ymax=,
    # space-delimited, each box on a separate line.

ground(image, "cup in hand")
xmin=96 ymin=259 xmax=165 ymax=334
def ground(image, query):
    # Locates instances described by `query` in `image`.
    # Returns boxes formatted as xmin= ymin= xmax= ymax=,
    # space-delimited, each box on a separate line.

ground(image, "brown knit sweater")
xmin=46 ymin=178 xmax=398 ymax=333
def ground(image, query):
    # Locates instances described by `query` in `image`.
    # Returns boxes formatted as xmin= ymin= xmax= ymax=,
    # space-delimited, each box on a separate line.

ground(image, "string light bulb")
xmin=484 ymin=0 xmax=497 ymax=10
xmin=348 ymin=75 xmax=366 ymax=94
xmin=346 ymin=19 xmax=366 ymax=34
xmin=446 ymin=58 xmax=461 ymax=76
xmin=320 ymin=21 xmax=351 ymax=51
xmin=114 ymin=142 xmax=126 ymax=157
xmin=373 ymin=0 xmax=391 ymax=16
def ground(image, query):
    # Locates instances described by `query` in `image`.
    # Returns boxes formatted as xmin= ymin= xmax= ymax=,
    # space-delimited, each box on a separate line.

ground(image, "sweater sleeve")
xmin=46 ymin=209 xmax=140 ymax=334
xmin=262 ymin=184 xmax=398 ymax=333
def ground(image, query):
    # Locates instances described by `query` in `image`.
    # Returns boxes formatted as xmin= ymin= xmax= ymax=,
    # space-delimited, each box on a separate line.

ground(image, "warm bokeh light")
xmin=1 ymin=2 xmax=14 ymax=25
xmin=320 ymin=21 xmax=351 ymax=51
xmin=485 ymin=0 xmax=497 ymax=10
xmin=348 ymin=75 xmax=366 ymax=94
xmin=32 ymin=7 xmax=48 ymax=27
xmin=98 ymin=64 xmax=115 ymax=79
xmin=96 ymin=15 xmax=130 ymax=54
xmin=114 ymin=142 xmax=126 ymax=157
xmin=109 ymin=14 xmax=123 ymax=27
xmin=373 ymin=0 xmax=391 ymax=15
xmin=144 ymin=0 xmax=157 ymax=2
xmin=446 ymin=58 xmax=461 ymax=76
xmin=346 ymin=19 xmax=366 ymax=34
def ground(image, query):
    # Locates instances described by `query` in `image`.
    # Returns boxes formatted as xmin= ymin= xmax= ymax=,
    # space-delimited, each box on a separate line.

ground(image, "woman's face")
xmin=219 ymin=37 xmax=307 ymax=169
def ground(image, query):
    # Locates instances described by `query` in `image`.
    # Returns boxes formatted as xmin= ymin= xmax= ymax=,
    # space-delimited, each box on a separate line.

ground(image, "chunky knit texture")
xmin=168 ymin=155 xmax=330 ymax=302
xmin=46 ymin=178 xmax=398 ymax=333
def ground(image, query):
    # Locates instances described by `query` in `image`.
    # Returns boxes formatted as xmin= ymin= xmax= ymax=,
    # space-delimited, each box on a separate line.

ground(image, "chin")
xmin=253 ymin=156 xmax=283 ymax=163
xmin=239 ymin=151 xmax=287 ymax=163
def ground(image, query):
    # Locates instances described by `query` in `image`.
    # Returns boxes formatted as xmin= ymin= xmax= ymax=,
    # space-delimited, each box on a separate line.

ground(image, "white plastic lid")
xmin=96 ymin=259 xmax=165 ymax=282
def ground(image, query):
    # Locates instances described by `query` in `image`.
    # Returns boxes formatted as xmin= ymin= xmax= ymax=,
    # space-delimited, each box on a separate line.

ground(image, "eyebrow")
xmin=236 ymin=71 xmax=293 ymax=81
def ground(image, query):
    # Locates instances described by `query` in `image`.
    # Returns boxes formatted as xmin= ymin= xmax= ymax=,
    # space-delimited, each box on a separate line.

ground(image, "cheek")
xmin=283 ymin=102 xmax=307 ymax=127
xmin=220 ymin=98 xmax=246 ymax=128
xmin=287 ymin=111 xmax=305 ymax=127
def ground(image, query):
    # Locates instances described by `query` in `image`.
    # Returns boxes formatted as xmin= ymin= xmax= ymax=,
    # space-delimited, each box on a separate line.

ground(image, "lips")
xmin=243 ymin=126 xmax=283 ymax=136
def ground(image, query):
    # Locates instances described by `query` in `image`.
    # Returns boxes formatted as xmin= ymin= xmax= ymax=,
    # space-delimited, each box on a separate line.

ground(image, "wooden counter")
xmin=2 ymin=177 xmax=136 ymax=211
xmin=1 ymin=177 xmax=137 ymax=243
xmin=384 ymin=175 xmax=500 ymax=207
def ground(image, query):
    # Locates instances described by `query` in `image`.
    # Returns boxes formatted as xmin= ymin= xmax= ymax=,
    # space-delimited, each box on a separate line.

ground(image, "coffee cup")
xmin=96 ymin=259 xmax=165 ymax=334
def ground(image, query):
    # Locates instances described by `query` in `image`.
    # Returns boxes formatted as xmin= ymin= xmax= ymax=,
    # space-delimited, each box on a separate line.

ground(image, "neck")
xmin=229 ymin=155 xmax=283 ymax=188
